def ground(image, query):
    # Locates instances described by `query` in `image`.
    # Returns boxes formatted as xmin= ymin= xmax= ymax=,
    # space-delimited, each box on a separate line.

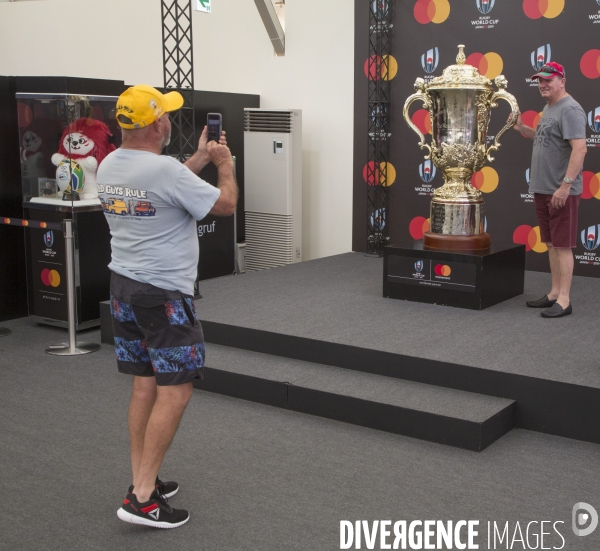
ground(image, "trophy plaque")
xmin=403 ymin=45 xmax=518 ymax=250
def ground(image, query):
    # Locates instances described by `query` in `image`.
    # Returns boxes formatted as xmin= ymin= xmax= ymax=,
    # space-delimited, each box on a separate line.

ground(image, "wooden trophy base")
xmin=423 ymin=231 xmax=491 ymax=251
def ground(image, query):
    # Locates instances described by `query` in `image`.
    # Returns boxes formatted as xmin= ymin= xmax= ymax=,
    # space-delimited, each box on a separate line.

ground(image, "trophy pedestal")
xmin=423 ymin=231 xmax=491 ymax=251
xmin=383 ymin=240 xmax=525 ymax=310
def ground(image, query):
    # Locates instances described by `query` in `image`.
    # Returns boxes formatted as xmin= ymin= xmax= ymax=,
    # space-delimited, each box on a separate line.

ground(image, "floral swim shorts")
xmin=109 ymin=272 xmax=205 ymax=386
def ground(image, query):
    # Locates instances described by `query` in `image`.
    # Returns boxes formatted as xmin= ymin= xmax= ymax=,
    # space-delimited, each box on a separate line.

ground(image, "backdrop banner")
xmin=354 ymin=0 xmax=600 ymax=276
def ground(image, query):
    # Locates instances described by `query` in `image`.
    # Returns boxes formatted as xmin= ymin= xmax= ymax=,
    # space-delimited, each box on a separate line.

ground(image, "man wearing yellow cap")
xmin=97 ymin=84 xmax=237 ymax=528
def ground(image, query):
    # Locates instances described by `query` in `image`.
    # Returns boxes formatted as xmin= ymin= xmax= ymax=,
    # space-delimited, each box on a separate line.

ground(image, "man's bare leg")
xmin=554 ymin=247 xmax=574 ymax=308
xmin=128 ymin=376 xmax=157 ymax=483
xmin=132 ymin=381 xmax=194 ymax=502
xmin=546 ymin=244 xmax=560 ymax=301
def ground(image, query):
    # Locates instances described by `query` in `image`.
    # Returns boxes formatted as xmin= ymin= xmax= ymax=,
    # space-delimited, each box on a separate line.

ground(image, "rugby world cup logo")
xmin=531 ymin=45 xmax=551 ymax=71
xmin=421 ymin=47 xmax=439 ymax=74
xmin=372 ymin=0 xmax=389 ymax=19
xmin=588 ymin=107 xmax=600 ymax=133
xmin=415 ymin=260 xmax=424 ymax=272
xmin=525 ymin=168 xmax=530 ymax=185
xmin=581 ymin=225 xmax=600 ymax=251
xmin=44 ymin=230 xmax=54 ymax=248
xmin=476 ymin=0 xmax=495 ymax=14
xmin=419 ymin=160 xmax=437 ymax=182
xmin=370 ymin=208 xmax=386 ymax=231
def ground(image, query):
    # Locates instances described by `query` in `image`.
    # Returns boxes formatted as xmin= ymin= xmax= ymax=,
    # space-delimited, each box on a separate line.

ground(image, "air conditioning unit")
xmin=243 ymin=108 xmax=302 ymax=271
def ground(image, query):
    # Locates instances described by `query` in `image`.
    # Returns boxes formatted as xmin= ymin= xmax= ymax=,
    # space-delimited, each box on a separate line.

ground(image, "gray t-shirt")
xmin=97 ymin=149 xmax=221 ymax=295
xmin=529 ymin=95 xmax=587 ymax=195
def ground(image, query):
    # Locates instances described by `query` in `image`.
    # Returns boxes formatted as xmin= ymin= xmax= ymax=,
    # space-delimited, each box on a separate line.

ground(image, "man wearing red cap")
xmin=97 ymin=84 xmax=237 ymax=527
xmin=513 ymin=62 xmax=587 ymax=318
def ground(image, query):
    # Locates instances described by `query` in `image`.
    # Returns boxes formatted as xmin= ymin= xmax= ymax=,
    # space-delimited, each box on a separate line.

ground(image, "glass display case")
xmin=16 ymin=92 xmax=120 ymax=329
xmin=17 ymin=93 xmax=120 ymax=206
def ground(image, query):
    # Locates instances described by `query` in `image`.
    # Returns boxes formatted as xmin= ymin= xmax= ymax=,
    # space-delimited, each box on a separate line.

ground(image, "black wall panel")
xmin=0 ymin=76 xmax=27 ymax=321
xmin=354 ymin=0 xmax=600 ymax=277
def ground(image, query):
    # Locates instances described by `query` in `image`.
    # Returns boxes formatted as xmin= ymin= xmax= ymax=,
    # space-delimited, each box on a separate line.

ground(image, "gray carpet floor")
xmin=1 ymin=317 xmax=600 ymax=550
xmin=197 ymin=252 xmax=600 ymax=388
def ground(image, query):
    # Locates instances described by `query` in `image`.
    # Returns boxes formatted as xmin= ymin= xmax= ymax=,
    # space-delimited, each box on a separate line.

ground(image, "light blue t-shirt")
xmin=97 ymin=149 xmax=220 ymax=295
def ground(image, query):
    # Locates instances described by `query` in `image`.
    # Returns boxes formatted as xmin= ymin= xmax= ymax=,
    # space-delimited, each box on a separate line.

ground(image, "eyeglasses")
xmin=538 ymin=65 xmax=564 ymax=78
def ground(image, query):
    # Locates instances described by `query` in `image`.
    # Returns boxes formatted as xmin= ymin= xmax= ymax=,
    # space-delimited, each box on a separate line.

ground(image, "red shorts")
xmin=533 ymin=193 xmax=581 ymax=249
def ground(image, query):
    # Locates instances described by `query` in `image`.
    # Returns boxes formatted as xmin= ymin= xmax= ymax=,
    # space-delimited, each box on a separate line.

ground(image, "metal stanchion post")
xmin=45 ymin=219 xmax=100 ymax=356
xmin=0 ymin=328 xmax=10 ymax=337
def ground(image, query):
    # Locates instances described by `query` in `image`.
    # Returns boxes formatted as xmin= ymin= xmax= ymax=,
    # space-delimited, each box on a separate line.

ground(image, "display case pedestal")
xmin=383 ymin=240 xmax=526 ymax=310
xmin=24 ymin=203 xmax=111 ymax=329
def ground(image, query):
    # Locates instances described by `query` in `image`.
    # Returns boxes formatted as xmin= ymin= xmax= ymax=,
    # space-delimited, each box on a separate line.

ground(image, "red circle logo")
xmin=513 ymin=225 xmax=547 ymax=253
xmin=363 ymin=162 xmax=397 ymax=187
xmin=41 ymin=269 xmax=61 ymax=288
xmin=582 ymin=171 xmax=600 ymax=200
xmin=434 ymin=264 xmax=451 ymax=276
xmin=521 ymin=110 xmax=542 ymax=131
xmin=523 ymin=0 xmax=564 ymax=19
xmin=413 ymin=0 xmax=450 ymax=24
xmin=409 ymin=216 xmax=430 ymax=239
xmin=466 ymin=52 xmax=504 ymax=79
xmin=411 ymin=109 xmax=432 ymax=135
xmin=471 ymin=167 xmax=499 ymax=193
xmin=364 ymin=55 xmax=398 ymax=81
xmin=580 ymin=50 xmax=600 ymax=80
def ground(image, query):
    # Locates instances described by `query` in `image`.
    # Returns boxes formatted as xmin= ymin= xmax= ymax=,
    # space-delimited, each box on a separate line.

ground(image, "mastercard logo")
xmin=583 ymin=171 xmax=600 ymax=200
xmin=434 ymin=264 xmax=451 ymax=276
xmin=466 ymin=52 xmax=503 ymax=80
xmin=521 ymin=110 xmax=542 ymax=130
xmin=471 ymin=167 xmax=499 ymax=193
xmin=523 ymin=0 xmax=564 ymax=19
xmin=362 ymin=161 xmax=396 ymax=187
xmin=3 ymin=218 xmax=10 ymax=225
xmin=41 ymin=269 xmax=61 ymax=287
xmin=413 ymin=0 xmax=450 ymax=24
xmin=580 ymin=50 xmax=600 ymax=80
xmin=513 ymin=225 xmax=548 ymax=253
xmin=411 ymin=109 xmax=432 ymax=135
xmin=364 ymin=55 xmax=398 ymax=81
xmin=409 ymin=216 xmax=431 ymax=239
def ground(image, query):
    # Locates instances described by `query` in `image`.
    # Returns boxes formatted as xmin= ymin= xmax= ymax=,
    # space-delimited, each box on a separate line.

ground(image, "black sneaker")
xmin=156 ymin=477 xmax=179 ymax=499
xmin=117 ymin=489 xmax=189 ymax=529
xmin=126 ymin=477 xmax=179 ymax=500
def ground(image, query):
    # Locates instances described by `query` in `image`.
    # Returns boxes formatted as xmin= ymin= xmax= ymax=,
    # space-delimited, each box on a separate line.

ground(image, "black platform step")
xmin=99 ymin=299 xmax=600 ymax=446
xmin=197 ymin=344 xmax=515 ymax=452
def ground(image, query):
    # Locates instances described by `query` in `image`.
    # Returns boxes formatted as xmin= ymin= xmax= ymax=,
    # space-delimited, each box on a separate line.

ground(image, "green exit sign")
xmin=194 ymin=0 xmax=211 ymax=13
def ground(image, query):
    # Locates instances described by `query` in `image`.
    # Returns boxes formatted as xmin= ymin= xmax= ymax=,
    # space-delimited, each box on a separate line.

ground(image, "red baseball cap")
xmin=531 ymin=61 xmax=565 ymax=80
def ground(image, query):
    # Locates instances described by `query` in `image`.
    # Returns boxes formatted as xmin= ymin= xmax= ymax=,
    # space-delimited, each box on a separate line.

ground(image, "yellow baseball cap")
xmin=116 ymin=84 xmax=184 ymax=129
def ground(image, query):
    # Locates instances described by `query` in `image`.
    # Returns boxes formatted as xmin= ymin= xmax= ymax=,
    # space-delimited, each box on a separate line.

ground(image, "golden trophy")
xmin=403 ymin=45 xmax=518 ymax=250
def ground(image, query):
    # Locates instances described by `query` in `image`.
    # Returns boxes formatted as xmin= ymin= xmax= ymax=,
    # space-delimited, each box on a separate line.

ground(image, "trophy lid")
xmin=426 ymin=45 xmax=494 ymax=90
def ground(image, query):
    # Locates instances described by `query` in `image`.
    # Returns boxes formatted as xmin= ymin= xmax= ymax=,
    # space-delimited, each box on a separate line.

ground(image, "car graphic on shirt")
xmin=134 ymin=201 xmax=156 ymax=216
xmin=104 ymin=198 xmax=129 ymax=215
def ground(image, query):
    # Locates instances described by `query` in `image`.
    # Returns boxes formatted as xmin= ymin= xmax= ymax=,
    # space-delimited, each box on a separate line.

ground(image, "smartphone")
xmin=207 ymin=113 xmax=222 ymax=142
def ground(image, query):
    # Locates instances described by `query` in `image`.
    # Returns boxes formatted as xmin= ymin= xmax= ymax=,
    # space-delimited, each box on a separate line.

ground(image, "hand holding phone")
xmin=207 ymin=113 xmax=222 ymax=142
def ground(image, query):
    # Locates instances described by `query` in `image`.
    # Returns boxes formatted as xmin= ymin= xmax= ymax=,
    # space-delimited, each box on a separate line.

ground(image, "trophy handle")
xmin=403 ymin=90 xmax=432 ymax=159
xmin=486 ymin=81 xmax=519 ymax=162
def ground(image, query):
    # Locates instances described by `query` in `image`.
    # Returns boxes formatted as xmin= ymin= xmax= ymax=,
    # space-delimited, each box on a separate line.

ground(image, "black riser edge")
xmin=195 ymin=368 xmax=515 ymax=452
xmin=288 ymin=386 xmax=515 ymax=452
xmin=193 ymin=368 xmax=288 ymax=409
xmin=200 ymin=321 xmax=600 ymax=445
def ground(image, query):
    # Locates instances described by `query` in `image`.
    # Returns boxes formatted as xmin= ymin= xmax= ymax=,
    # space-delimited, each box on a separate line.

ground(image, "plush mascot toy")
xmin=52 ymin=118 xmax=115 ymax=200
xmin=21 ymin=118 xmax=61 ymax=194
